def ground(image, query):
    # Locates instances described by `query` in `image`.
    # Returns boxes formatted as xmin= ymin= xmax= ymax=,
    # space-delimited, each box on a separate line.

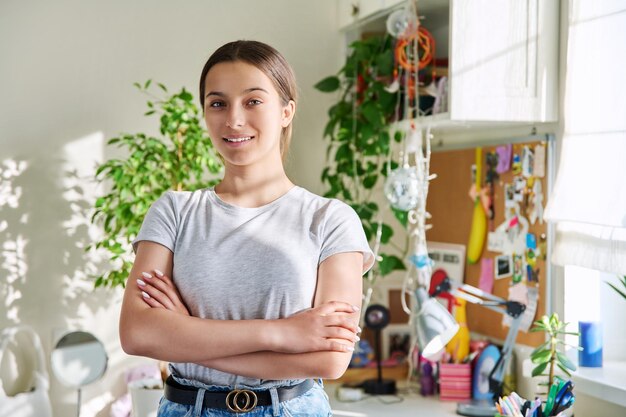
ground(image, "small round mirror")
xmin=51 ymin=331 xmax=108 ymax=388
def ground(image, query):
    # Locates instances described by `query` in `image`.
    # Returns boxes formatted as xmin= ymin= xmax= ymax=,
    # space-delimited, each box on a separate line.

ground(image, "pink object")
xmin=439 ymin=363 xmax=472 ymax=401
xmin=478 ymin=258 xmax=494 ymax=294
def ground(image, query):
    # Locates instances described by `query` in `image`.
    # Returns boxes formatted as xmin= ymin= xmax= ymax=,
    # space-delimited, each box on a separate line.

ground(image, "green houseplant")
xmin=607 ymin=275 xmax=626 ymax=301
xmin=530 ymin=313 xmax=581 ymax=390
xmin=314 ymin=34 xmax=411 ymax=283
xmin=88 ymin=80 xmax=222 ymax=289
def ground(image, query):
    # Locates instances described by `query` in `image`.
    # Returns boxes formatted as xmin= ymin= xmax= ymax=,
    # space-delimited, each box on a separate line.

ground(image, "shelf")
xmin=571 ymin=361 xmax=626 ymax=407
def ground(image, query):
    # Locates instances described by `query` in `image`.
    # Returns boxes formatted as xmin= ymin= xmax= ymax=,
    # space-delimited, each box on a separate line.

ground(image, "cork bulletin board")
xmin=425 ymin=136 xmax=553 ymax=347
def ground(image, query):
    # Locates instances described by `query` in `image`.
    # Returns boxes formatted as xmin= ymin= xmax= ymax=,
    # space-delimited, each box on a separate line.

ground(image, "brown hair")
xmin=199 ymin=40 xmax=297 ymax=161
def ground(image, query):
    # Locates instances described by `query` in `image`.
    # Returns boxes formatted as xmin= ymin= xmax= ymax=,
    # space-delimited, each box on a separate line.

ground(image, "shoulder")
xmin=295 ymin=187 xmax=358 ymax=221
xmin=157 ymin=188 xmax=211 ymax=211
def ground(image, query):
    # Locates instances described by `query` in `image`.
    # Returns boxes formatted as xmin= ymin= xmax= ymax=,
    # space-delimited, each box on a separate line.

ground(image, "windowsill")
xmin=571 ymin=361 xmax=626 ymax=407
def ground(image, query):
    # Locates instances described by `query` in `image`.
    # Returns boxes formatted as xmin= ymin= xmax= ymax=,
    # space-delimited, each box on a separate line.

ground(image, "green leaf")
xmin=556 ymin=362 xmax=573 ymax=377
xmin=362 ymin=175 xmax=377 ymax=189
xmin=530 ymin=349 xmax=552 ymax=364
xmin=157 ymin=82 xmax=168 ymax=92
xmin=378 ymin=254 xmax=406 ymax=276
xmin=531 ymin=362 xmax=549 ymax=377
xmin=392 ymin=207 xmax=409 ymax=228
xmin=380 ymin=223 xmax=393 ymax=244
xmin=144 ymin=79 xmax=152 ymax=89
xmin=530 ymin=341 xmax=551 ymax=357
xmin=314 ymin=76 xmax=340 ymax=93
xmin=556 ymin=352 xmax=576 ymax=371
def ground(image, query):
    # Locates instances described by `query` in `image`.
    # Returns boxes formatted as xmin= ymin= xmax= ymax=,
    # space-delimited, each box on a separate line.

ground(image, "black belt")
xmin=164 ymin=375 xmax=314 ymax=413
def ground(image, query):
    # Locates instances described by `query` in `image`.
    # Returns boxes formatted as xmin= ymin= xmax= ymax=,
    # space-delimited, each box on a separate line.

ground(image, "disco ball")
xmin=384 ymin=166 xmax=420 ymax=211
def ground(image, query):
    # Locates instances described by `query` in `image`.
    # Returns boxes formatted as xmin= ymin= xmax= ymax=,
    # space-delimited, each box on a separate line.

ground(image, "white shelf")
xmin=571 ymin=361 xmax=626 ymax=408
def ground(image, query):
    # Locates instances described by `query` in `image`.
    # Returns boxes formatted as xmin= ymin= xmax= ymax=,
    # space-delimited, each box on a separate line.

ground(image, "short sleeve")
xmin=132 ymin=191 xmax=178 ymax=254
xmin=319 ymin=200 xmax=375 ymax=275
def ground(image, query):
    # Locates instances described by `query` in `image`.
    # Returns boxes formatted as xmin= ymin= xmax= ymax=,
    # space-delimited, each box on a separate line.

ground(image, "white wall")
xmin=0 ymin=1 xmax=342 ymax=415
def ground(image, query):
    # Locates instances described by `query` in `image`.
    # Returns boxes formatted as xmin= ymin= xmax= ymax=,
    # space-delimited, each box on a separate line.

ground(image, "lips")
xmin=223 ymin=135 xmax=255 ymax=143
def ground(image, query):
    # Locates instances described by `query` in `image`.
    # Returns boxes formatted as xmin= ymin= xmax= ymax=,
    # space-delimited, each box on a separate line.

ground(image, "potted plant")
xmin=530 ymin=313 xmax=581 ymax=392
xmin=87 ymin=80 xmax=222 ymax=289
xmin=314 ymin=34 xmax=408 ymax=286
xmin=88 ymin=81 xmax=222 ymax=415
xmin=607 ymin=275 xmax=626 ymax=300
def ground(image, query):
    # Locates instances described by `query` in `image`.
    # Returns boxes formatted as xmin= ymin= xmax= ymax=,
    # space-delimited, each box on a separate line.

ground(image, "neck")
xmin=215 ymin=153 xmax=294 ymax=207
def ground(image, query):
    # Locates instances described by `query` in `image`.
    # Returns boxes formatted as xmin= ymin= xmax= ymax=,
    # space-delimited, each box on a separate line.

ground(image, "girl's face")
xmin=203 ymin=61 xmax=295 ymax=167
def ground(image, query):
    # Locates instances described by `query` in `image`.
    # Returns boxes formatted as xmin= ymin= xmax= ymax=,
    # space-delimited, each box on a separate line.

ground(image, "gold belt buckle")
xmin=225 ymin=389 xmax=258 ymax=413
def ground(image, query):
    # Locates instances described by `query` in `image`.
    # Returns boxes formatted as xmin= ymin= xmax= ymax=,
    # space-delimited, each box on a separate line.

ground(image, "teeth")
xmin=224 ymin=136 xmax=252 ymax=142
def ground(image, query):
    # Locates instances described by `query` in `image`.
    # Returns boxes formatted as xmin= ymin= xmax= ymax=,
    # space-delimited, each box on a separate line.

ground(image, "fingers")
xmin=323 ymin=315 xmax=360 ymax=334
xmin=326 ymin=326 xmax=360 ymax=343
xmin=137 ymin=274 xmax=176 ymax=310
xmin=139 ymin=290 xmax=166 ymax=309
xmin=316 ymin=301 xmax=360 ymax=316
xmin=326 ymin=340 xmax=355 ymax=353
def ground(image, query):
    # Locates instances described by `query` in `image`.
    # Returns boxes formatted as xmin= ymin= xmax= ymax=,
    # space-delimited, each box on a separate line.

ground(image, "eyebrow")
xmin=205 ymin=87 xmax=269 ymax=99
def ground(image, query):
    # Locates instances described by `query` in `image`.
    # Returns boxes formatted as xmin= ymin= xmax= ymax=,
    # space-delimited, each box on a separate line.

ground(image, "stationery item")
xmin=496 ymin=144 xmax=512 ymax=174
xmin=579 ymin=321 xmax=603 ymax=367
xmin=479 ymin=258 xmax=494 ymax=293
xmin=533 ymin=144 xmax=546 ymax=178
xmin=512 ymin=254 xmax=524 ymax=283
xmin=521 ymin=146 xmax=534 ymax=178
xmin=503 ymin=284 xmax=538 ymax=332
xmin=512 ymin=153 xmax=522 ymax=175
xmin=439 ymin=362 xmax=472 ymax=401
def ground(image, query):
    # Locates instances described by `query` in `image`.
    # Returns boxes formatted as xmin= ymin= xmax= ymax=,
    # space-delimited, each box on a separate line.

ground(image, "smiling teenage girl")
xmin=119 ymin=40 xmax=374 ymax=417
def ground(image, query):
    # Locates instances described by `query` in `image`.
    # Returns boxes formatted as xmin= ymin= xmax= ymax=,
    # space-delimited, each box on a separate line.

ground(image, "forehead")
xmin=204 ymin=61 xmax=277 ymax=95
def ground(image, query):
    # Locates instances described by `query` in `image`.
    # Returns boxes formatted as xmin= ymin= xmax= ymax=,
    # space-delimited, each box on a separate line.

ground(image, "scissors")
xmin=545 ymin=378 xmax=575 ymax=416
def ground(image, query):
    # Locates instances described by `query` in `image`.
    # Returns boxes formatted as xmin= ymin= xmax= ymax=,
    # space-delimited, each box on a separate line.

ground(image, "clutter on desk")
xmin=495 ymin=377 xmax=575 ymax=417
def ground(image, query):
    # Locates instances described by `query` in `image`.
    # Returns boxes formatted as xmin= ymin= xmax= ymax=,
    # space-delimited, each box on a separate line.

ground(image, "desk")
xmin=324 ymin=383 xmax=458 ymax=417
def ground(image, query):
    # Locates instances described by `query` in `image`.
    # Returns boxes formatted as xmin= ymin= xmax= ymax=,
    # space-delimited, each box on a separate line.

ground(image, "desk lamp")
xmin=420 ymin=276 xmax=525 ymax=417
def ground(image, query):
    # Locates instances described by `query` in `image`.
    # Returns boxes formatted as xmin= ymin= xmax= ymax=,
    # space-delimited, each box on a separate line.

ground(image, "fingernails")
xmin=141 ymin=291 xmax=150 ymax=299
xmin=357 ymin=326 xmax=362 ymax=333
xmin=137 ymin=279 xmax=146 ymax=286
xmin=352 ymin=305 xmax=360 ymax=312
xmin=141 ymin=272 xmax=152 ymax=279
xmin=346 ymin=345 xmax=354 ymax=352
xmin=154 ymin=269 xmax=164 ymax=278
xmin=355 ymin=335 xmax=360 ymax=341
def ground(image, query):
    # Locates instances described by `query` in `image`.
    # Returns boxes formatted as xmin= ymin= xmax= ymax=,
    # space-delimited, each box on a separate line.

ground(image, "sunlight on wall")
xmin=60 ymin=132 xmax=108 ymax=304
xmin=0 ymin=159 xmax=29 ymax=323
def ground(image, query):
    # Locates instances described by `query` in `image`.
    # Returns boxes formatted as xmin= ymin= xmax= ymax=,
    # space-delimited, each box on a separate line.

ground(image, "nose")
xmin=226 ymin=105 xmax=245 ymax=128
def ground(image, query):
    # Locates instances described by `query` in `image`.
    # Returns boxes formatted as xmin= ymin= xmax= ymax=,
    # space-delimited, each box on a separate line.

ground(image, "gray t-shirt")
xmin=132 ymin=185 xmax=375 ymax=388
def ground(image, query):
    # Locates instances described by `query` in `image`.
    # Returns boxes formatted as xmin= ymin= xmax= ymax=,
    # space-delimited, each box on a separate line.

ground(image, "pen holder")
xmin=439 ymin=362 xmax=471 ymax=401
xmin=579 ymin=321 xmax=602 ymax=367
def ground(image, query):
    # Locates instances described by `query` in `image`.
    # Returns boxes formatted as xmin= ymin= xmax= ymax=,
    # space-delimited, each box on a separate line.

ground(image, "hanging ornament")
xmin=386 ymin=8 xmax=419 ymax=39
xmin=384 ymin=160 xmax=421 ymax=211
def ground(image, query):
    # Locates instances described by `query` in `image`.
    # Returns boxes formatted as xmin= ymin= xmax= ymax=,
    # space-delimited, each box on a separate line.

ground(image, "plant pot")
xmin=128 ymin=378 xmax=163 ymax=417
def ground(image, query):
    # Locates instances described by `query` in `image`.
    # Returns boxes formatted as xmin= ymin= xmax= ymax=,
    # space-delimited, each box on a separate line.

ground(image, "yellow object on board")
xmin=467 ymin=147 xmax=487 ymax=263
xmin=445 ymin=298 xmax=470 ymax=363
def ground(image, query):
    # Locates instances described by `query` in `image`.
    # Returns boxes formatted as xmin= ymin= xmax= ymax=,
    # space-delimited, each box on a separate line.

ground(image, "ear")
xmin=281 ymin=100 xmax=296 ymax=128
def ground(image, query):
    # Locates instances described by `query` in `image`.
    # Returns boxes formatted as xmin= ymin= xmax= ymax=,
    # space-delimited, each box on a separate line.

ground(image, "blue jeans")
xmin=156 ymin=379 xmax=332 ymax=417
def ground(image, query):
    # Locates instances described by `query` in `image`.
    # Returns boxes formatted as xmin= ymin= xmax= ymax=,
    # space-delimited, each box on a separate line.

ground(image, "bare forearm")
xmin=196 ymin=349 xmax=352 ymax=380
xmin=120 ymin=308 xmax=277 ymax=362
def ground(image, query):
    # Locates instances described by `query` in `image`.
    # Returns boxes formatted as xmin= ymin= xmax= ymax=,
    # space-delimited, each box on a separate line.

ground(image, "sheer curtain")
xmin=544 ymin=1 xmax=626 ymax=274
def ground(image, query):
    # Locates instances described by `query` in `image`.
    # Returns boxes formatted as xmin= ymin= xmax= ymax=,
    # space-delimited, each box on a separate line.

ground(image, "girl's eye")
xmin=209 ymin=101 xmax=224 ymax=108
xmin=248 ymin=99 xmax=262 ymax=106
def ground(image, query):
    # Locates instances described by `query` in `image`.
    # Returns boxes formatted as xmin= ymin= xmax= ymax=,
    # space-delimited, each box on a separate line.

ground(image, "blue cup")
xmin=579 ymin=321 xmax=602 ymax=367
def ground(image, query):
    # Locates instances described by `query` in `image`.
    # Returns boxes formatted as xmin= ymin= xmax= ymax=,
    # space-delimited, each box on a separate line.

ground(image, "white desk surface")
xmin=324 ymin=383 xmax=459 ymax=417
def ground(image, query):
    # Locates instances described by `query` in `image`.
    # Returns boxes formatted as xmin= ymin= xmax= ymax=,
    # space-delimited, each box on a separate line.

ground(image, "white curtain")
xmin=544 ymin=1 xmax=626 ymax=274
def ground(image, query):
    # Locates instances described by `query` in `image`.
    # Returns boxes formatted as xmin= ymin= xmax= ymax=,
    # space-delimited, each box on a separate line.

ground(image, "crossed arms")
xmin=119 ymin=241 xmax=363 ymax=380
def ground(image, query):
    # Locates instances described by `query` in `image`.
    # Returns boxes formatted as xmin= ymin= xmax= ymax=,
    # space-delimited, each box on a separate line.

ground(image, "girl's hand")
xmin=272 ymin=301 xmax=361 ymax=354
xmin=137 ymin=270 xmax=190 ymax=316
